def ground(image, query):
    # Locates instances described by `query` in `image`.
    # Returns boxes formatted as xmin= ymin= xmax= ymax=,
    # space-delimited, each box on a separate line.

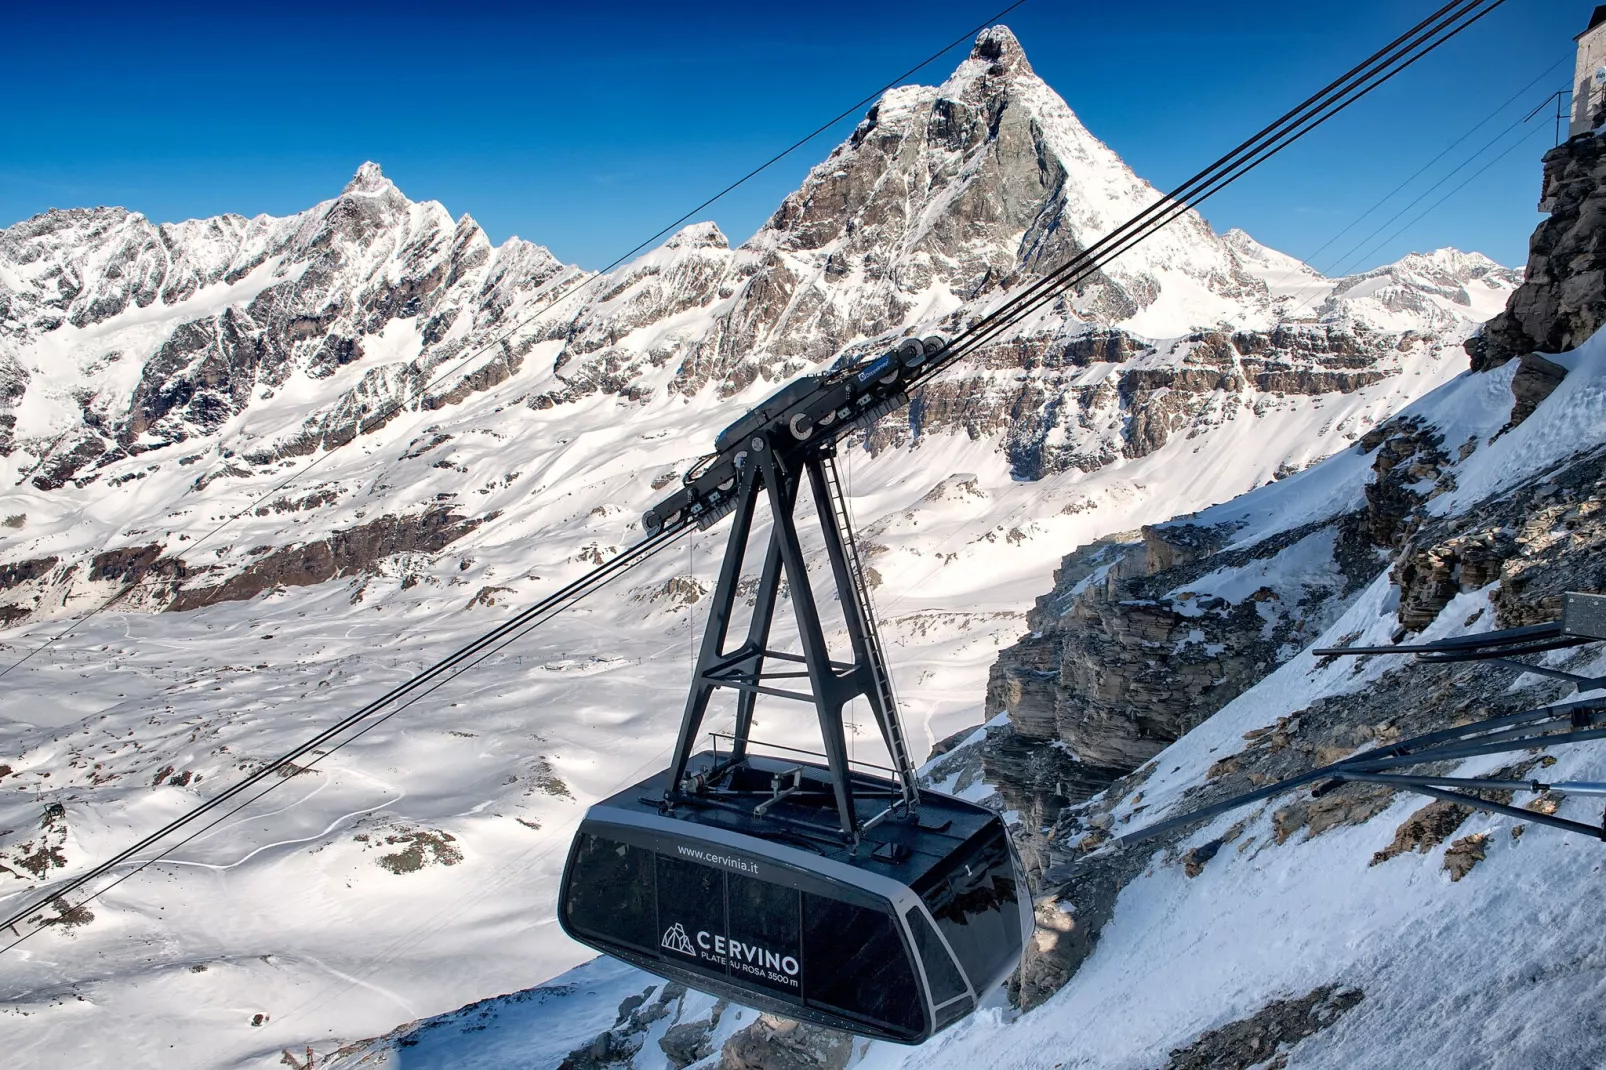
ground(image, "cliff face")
xmin=981 ymin=123 xmax=1606 ymax=1025
xmin=1468 ymin=133 xmax=1606 ymax=372
xmin=980 ymin=418 xmax=1426 ymax=826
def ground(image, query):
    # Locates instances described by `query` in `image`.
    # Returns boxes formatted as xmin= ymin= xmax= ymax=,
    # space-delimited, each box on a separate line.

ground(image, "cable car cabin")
xmin=558 ymin=752 xmax=1031 ymax=1045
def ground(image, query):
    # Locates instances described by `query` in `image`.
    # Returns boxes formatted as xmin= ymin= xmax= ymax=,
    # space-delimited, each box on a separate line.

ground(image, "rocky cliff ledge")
xmin=1469 ymin=132 xmax=1606 ymax=372
xmin=985 ymin=130 xmax=1606 ymax=1013
xmin=979 ymin=415 xmax=1433 ymax=830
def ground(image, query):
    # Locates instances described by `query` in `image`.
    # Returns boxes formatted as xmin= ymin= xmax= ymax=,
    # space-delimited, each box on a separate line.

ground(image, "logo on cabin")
xmin=661 ymin=922 xmax=696 ymax=955
xmin=697 ymin=930 xmax=800 ymax=984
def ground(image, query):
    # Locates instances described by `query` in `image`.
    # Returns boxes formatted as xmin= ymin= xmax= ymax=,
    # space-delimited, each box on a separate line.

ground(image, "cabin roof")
xmin=593 ymin=751 xmax=1001 ymax=890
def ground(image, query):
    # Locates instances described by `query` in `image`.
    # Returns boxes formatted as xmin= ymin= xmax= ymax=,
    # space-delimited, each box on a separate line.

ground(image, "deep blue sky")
xmin=3 ymin=1 xmax=1589 ymax=274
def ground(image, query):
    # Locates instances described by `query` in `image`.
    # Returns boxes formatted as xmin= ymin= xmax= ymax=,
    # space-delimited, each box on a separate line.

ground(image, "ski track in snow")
xmin=156 ymin=782 xmax=405 ymax=873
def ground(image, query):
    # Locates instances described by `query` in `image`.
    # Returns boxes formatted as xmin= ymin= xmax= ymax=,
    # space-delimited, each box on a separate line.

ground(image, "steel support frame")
xmin=1119 ymin=698 xmax=1606 ymax=847
xmin=665 ymin=435 xmax=916 ymax=841
xmin=1315 ymin=771 xmax=1606 ymax=839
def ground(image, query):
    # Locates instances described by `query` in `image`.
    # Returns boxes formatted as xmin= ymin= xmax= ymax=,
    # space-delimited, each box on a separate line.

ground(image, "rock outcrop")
xmin=979 ymin=422 xmax=1434 ymax=820
xmin=1469 ymin=132 xmax=1606 ymax=372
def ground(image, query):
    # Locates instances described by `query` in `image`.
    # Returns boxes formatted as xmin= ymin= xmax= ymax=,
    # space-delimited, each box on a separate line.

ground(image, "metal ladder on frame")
xmin=818 ymin=451 xmax=920 ymax=810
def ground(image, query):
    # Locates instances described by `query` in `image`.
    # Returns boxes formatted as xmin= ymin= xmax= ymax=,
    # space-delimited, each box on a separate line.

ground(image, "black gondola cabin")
xmin=565 ymin=367 xmax=1028 ymax=1044
xmin=559 ymin=753 xmax=1031 ymax=1044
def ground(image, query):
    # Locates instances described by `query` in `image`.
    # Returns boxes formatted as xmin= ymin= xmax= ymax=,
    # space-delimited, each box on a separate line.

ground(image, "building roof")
xmin=1577 ymin=5 xmax=1606 ymax=40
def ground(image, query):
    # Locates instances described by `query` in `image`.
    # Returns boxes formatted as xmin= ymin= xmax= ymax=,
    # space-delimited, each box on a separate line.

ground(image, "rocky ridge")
xmin=0 ymin=28 xmax=1516 ymax=631
xmin=980 ymin=121 xmax=1606 ymax=1023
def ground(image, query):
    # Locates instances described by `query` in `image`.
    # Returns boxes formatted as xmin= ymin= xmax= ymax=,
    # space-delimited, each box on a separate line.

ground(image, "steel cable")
xmin=925 ymin=0 xmax=1507 ymax=375
xmin=0 ymin=524 xmax=687 ymax=945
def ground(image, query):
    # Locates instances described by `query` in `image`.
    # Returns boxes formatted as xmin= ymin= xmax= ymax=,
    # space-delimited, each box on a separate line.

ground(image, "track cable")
xmin=0 ymin=0 xmax=1515 ymax=961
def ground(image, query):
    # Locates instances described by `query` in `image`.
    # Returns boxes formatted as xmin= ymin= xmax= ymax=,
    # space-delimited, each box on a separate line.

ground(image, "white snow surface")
xmin=0 ymin=26 xmax=1539 ymax=1069
xmin=328 ymin=329 xmax=1606 ymax=1070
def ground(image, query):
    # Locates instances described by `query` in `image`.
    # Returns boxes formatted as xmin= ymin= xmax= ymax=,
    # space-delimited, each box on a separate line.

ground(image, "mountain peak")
xmin=663 ymin=222 xmax=728 ymax=251
xmin=969 ymin=25 xmax=1034 ymax=78
xmin=343 ymin=161 xmax=395 ymax=197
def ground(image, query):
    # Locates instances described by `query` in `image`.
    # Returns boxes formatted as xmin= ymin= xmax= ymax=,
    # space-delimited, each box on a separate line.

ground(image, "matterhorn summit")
xmin=342 ymin=160 xmax=397 ymax=196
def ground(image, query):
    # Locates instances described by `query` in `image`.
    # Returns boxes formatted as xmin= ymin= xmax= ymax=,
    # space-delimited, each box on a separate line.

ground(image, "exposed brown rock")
xmin=1442 ymin=833 xmax=1489 ymax=882
xmin=1181 ymin=839 xmax=1222 ymax=877
xmin=30 ymin=431 xmax=109 ymax=490
xmin=1507 ymin=352 xmax=1568 ymax=428
xmin=1370 ymin=799 xmax=1474 ymax=866
xmin=0 ymin=555 xmax=58 ymax=590
xmin=1272 ymin=782 xmax=1396 ymax=845
xmin=1394 ymin=527 xmax=1515 ymax=632
xmin=719 ymin=1015 xmax=852 ymax=1070
xmin=1156 ymin=985 xmax=1364 ymax=1070
xmin=167 ymin=509 xmax=489 ymax=611
xmin=660 ymin=1017 xmax=719 ymax=1070
xmin=1398 ymin=445 xmax=1606 ymax=632
xmin=1468 ymin=133 xmax=1606 ymax=372
xmin=1013 ymin=887 xmax=1110 ymax=1011
xmin=558 ymin=983 xmax=690 ymax=1070
xmin=1362 ymin=416 xmax=1448 ymax=550
xmin=90 ymin=543 xmax=176 ymax=586
xmin=1143 ymin=522 xmax=1232 ymax=573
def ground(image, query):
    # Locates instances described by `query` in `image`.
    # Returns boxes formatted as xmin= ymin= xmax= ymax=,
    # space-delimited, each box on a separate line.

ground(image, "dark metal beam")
xmin=662 ymin=432 xmax=918 ymax=841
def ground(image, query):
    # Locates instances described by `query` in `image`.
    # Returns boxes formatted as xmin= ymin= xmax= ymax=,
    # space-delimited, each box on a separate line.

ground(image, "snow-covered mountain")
xmin=328 ymin=113 xmax=1606 ymax=1070
xmin=0 ymin=26 xmax=1528 ymax=1069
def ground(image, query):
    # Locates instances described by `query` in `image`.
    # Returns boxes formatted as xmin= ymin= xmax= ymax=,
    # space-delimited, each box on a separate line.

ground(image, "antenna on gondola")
xmin=1118 ymin=592 xmax=1606 ymax=848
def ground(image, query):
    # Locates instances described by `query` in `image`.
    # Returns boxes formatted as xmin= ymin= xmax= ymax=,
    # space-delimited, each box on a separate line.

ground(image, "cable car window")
xmin=904 ymin=907 xmax=967 ymax=1006
xmin=921 ymin=835 xmax=1020 ymax=990
xmin=655 ymin=855 xmax=726 ymax=976
xmin=934 ymin=995 xmax=975 ymax=1031
xmin=565 ymin=834 xmax=656 ymax=951
xmin=802 ymin=894 xmax=923 ymax=1035
xmin=727 ymin=872 xmax=803 ymax=996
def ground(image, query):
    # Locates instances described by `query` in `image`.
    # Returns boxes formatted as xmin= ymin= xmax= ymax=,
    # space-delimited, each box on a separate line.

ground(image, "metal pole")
xmin=666 ymin=461 xmax=765 ymax=799
xmin=754 ymin=439 xmax=859 ymax=838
